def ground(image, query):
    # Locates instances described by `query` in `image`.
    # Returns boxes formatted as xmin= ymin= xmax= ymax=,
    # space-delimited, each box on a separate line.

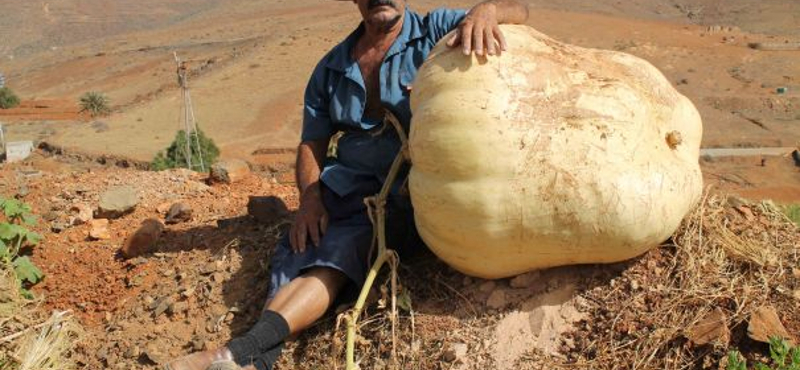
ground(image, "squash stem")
xmin=346 ymin=111 xmax=409 ymax=370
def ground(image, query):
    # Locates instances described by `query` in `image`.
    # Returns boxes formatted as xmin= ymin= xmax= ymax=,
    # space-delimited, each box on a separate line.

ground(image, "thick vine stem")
xmin=345 ymin=111 xmax=408 ymax=370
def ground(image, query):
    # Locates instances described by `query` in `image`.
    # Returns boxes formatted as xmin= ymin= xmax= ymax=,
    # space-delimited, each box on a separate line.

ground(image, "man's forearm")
xmin=484 ymin=0 xmax=529 ymax=24
xmin=295 ymin=139 xmax=328 ymax=197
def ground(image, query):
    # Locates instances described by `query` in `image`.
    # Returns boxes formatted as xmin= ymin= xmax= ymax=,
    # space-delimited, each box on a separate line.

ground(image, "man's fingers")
xmin=461 ymin=23 xmax=473 ymax=55
xmin=446 ymin=31 xmax=461 ymax=47
xmin=485 ymin=28 xmax=496 ymax=55
xmin=308 ymin=220 xmax=320 ymax=247
xmin=297 ymin=222 xmax=308 ymax=253
xmin=493 ymin=26 xmax=508 ymax=51
xmin=320 ymin=213 xmax=329 ymax=235
xmin=473 ymin=25 xmax=484 ymax=56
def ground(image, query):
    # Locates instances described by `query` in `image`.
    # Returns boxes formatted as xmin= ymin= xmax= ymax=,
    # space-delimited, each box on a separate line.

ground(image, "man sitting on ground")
xmin=167 ymin=0 xmax=528 ymax=369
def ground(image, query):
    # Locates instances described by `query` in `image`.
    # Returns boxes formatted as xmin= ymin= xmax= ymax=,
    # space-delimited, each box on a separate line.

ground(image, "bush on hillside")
xmin=78 ymin=91 xmax=111 ymax=117
xmin=0 ymin=87 xmax=20 ymax=109
xmin=151 ymin=128 xmax=219 ymax=172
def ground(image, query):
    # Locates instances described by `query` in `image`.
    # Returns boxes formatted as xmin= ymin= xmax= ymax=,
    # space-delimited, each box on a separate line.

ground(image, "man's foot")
xmin=165 ymin=347 xmax=234 ymax=370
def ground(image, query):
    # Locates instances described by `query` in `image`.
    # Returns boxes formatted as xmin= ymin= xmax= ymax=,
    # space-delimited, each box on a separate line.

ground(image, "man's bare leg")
xmin=167 ymin=267 xmax=348 ymax=370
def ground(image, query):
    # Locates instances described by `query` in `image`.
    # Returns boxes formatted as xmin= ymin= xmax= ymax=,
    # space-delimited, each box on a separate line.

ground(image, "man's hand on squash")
xmin=290 ymin=183 xmax=329 ymax=253
xmin=447 ymin=2 xmax=507 ymax=56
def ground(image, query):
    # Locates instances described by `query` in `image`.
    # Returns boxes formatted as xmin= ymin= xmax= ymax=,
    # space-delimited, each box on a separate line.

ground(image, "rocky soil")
xmin=0 ymin=149 xmax=797 ymax=370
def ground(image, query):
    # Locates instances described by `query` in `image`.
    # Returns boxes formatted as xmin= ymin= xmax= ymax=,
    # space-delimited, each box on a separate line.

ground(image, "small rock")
xmin=88 ymin=219 xmax=111 ymax=240
xmin=43 ymin=210 xmax=59 ymax=222
xmin=735 ymin=205 xmax=755 ymax=220
xmin=478 ymin=280 xmax=496 ymax=293
xmin=509 ymin=270 xmax=541 ymax=289
xmin=96 ymin=346 xmax=109 ymax=361
xmin=153 ymin=296 xmax=174 ymax=317
xmin=247 ymin=196 xmax=290 ymax=224
xmin=209 ymin=159 xmax=251 ymax=184
xmin=442 ymin=342 xmax=468 ymax=363
xmin=143 ymin=295 xmax=155 ymax=307
xmin=51 ymin=220 xmax=71 ymax=233
xmin=70 ymin=203 xmax=93 ymax=225
xmin=205 ymin=322 xmax=216 ymax=334
xmin=486 ymin=289 xmax=507 ymax=309
xmin=169 ymin=301 xmax=189 ymax=315
xmin=685 ymin=308 xmax=730 ymax=346
xmin=143 ymin=343 xmax=166 ymax=364
xmin=212 ymin=272 xmax=225 ymax=283
xmin=68 ymin=232 xmax=83 ymax=243
xmin=748 ymin=305 xmax=794 ymax=344
xmin=121 ymin=219 xmax=164 ymax=259
xmin=124 ymin=345 xmax=140 ymax=359
xmin=129 ymin=257 xmax=148 ymax=266
xmin=192 ymin=338 xmax=207 ymax=352
xmin=165 ymin=202 xmax=192 ymax=224
xmin=199 ymin=261 xmax=219 ymax=275
xmin=726 ymin=195 xmax=747 ymax=209
xmin=155 ymin=202 xmax=171 ymax=214
xmin=16 ymin=184 xmax=29 ymax=198
xmin=180 ymin=286 xmax=195 ymax=298
xmin=97 ymin=186 xmax=139 ymax=219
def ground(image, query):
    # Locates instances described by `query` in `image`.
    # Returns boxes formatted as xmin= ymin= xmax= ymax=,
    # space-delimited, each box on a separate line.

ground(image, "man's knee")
xmin=304 ymin=266 xmax=348 ymax=286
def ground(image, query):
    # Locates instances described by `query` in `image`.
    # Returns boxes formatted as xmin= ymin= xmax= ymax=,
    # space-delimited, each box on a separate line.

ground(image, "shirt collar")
xmin=325 ymin=8 xmax=427 ymax=73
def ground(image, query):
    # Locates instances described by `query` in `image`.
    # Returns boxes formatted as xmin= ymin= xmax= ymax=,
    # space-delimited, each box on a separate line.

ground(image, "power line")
xmin=173 ymin=52 xmax=206 ymax=172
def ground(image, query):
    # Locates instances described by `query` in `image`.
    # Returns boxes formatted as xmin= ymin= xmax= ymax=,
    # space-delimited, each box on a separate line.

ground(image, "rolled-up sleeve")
xmin=427 ymin=8 xmax=467 ymax=42
xmin=301 ymin=61 xmax=334 ymax=142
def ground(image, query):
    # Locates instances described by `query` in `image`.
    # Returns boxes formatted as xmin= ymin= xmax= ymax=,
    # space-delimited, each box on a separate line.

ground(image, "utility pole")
xmin=173 ymin=52 xmax=206 ymax=172
xmin=0 ymin=122 xmax=5 ymax=154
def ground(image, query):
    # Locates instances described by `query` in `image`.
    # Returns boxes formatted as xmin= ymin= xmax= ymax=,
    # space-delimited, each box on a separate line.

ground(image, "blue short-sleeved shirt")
xmin=302 ymin=8 xmax=466 ymax=198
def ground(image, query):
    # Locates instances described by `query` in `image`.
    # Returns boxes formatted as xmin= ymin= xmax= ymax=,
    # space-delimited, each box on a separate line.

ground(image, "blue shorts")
xmin=268 ymin=183 xmax=421 ymax=301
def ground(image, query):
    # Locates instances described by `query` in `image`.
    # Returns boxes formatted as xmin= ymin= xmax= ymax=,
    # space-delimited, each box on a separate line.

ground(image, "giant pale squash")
xmin=408 ymin=25 xmax=703 ymax=279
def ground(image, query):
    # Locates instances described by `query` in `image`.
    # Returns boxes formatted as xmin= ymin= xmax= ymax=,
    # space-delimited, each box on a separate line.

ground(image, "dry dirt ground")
xmin=1 ymin=143 xmax=798 ymax=370
xmin=0 ymin=0 xmax=799 ymax=369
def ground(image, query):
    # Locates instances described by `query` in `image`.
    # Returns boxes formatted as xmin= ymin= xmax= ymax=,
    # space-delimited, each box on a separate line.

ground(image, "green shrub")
xmin=726 ymin=337 xmax=800 ymax=370
xmin=151 ymin=128 xmax=219 ymax=172
xmin=0 ymin=87 xmax=21 ymax=109
xmin=78 ymin=91 xmax=111 ymax=117
xmin=0 ymin=198 xmax=44 ymax=299
xmin=783 ymin=204 xmax=800 ymax=227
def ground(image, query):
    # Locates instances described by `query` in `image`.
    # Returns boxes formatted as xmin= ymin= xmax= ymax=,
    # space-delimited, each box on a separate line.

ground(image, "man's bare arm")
xmin=447 ymin=0 xmax=530 ymax=56
xmin=291 ymin=139 xmax=329 ymax=252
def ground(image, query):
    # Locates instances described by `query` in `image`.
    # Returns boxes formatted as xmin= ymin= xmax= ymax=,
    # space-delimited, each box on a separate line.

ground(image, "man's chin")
xmin=366 ymin=12 xmax=402 ymax=32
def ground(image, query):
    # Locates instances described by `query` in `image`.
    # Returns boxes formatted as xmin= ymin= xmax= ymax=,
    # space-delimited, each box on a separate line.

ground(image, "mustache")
xmin=368 ymin=0 xmax=398 ymax=10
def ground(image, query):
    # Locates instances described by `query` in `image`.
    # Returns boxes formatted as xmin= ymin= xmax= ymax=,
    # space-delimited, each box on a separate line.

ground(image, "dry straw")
xmin=562 ymin=191 xmax=800 ymax=370
xmin=1 ymin=262 xmax=82 ymax=370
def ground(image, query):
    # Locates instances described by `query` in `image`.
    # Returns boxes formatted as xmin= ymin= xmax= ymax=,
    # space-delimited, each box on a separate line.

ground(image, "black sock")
xmin=228 ymin=310 xmax=290 ymax=366
xmin=251 ymin=342 xmax=285 ymax=370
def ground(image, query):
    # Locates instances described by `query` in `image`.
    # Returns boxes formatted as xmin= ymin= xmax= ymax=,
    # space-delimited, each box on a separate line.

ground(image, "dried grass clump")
xmin=14 ymin=311 xmax=82 ymax=370
xmin=0 ymin=262 xmax=82 ymax=370
xmin=565 ymin=192 xmax=800 ymax=370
